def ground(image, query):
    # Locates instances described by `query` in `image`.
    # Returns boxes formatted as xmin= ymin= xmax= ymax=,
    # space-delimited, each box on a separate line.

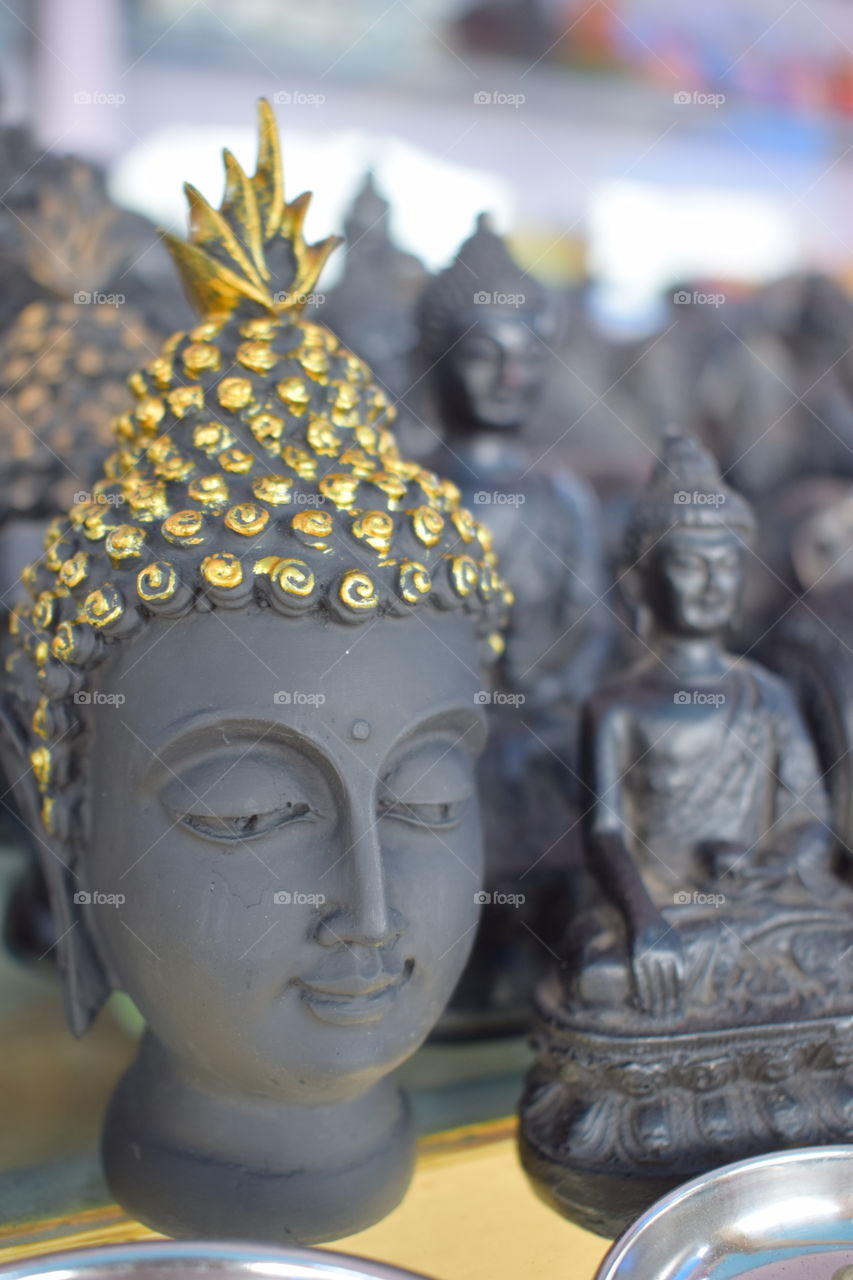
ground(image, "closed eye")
xmin=670 ymin=555 xmax=704 ymax=571
xmin=378 ymin=797 xmax=469 ymax=829
xmin=173 ymin=802 xmax=312 ymax=842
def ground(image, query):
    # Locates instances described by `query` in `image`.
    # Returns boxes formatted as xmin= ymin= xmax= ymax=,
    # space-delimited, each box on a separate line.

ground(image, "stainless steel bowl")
xmin=596 ymin=1146 xmax=853 ymax=1280
xmin=0 ymin=1242 xmax=433 ymax=1280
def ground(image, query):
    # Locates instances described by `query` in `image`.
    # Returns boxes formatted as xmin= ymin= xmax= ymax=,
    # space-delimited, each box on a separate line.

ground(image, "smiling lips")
xmin=296 ymin=960 xmax=413 ymax=1026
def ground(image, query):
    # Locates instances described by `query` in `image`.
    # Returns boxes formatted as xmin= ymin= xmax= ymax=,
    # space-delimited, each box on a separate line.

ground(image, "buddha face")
xmin=643 ymin=525 xmax=743 ymax=637
xmin=73 ymin=608 xmax=486 ymax=1104
xmin=443 ymin=312 xmax=550 ymax=433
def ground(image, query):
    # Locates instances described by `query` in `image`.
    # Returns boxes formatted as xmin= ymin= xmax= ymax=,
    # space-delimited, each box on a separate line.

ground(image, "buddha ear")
xmin=0 ymin=688 xmax=110 ymax=1037
xmin=618 ymin=561 xmax=650 ymax=638
xmin=541 ymin=291 xmax=568 ymax=347
xmin=619 ymin=560 xmax=645 ymax=609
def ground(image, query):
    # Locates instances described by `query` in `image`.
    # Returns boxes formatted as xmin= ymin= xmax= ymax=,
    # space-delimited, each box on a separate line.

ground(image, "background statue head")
xmin=342 ymin=170 xmax=392 ymax=250
xmin=3 ymin=102 xmax=509 ymax=1125
xmin=0 ymin=159 xmax=162 ymax=608
xmin=318 ymin=171 xmax=427 ymax=442
xmin=416 ymin=213 xmax=562 ymax=437
xmin=623 ymin=430 xmax=756 ymax=639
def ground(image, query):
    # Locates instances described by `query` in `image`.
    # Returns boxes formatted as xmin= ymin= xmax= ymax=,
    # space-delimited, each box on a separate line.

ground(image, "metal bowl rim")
xmin=595 ymin=1143 xmax=853 ymax=1280
xmin=0 ymin=1240 xmax=434 ymax=1280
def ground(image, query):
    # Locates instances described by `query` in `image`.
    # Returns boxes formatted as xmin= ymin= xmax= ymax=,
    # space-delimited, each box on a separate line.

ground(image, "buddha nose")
xmin=316 ymin=804 xmax=401 ymax=948
xmin=707 ymin=563 xmax=730 ymax=591
xmin=502 ymin=356 xmax=525 ymax=389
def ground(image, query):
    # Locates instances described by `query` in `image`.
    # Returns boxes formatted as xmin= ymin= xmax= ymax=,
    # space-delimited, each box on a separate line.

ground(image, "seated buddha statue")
xmin=519 ymin=430 xmax=853 ymax=1239
xmin=416 ymin=215 xmax=608 ymax=1036
xmin=0 ymin=102 xmax=509 ymax=1245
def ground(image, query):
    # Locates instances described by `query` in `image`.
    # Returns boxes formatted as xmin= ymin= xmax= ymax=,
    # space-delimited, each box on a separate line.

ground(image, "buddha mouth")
xmin=294 ymin=958 xmax=415 ymax=1026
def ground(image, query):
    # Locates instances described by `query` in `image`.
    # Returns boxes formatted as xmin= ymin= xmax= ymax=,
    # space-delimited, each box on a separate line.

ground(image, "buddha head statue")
xmin=1 ymin=102 xmax=509 ymax=1242
xmin=416 ymin=213 xmax=561 ymax=438
xmin=623 ymin=430 xmax=756 ymax=641
xmin=319 ymin=172 xmax=426 ymax=420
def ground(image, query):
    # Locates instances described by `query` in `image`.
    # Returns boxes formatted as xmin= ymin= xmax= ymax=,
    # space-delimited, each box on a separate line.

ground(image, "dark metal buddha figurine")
xmin=0 ymin=102 xmax=509 ymax=1244
xmin=757 ymin=478 xmax=853 ymax=873
xmin=0 ymin=160 xmax=162 ymax=955
xmin=318 ymin=172 xmax=426 ymax=448
xmin=626 ymin=273 xmax=853 ymax=510
xmin=416 ymin=214 xmax=607 ymax=1037
xmin=0 ymin=121 xmax=190 ymax=342
xmin=757 ymin=272 xmax=853 ymax=485
xmin=519 ymin=430 xmax=853 ymax=1239
xmin=0 ymin=120 xmax=66 ymax=337
xmin=0 ymin=157 xmax=161 ymax=611
xmin=733 ymin=474 xmax=853 ymax=651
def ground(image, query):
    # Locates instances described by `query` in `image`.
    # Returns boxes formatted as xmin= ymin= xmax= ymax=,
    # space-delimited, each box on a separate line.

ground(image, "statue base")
xmin=519 ymin=978 xmax=853 ymax=1238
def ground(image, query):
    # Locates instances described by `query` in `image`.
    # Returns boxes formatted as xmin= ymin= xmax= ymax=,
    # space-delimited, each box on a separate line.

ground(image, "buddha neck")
xmin=101 ymin=1031 xmax=415 ymax=1243
xmin=645 ymin=625 xmax=732 ymax=682
xmin=439 ymin=431 xmax=528 ymax=480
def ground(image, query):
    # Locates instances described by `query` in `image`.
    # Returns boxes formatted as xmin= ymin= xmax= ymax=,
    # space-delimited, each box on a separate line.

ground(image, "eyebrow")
xmin=387 ymin=711 xmax=487 ymax=760
xmin=145 ymin=718 xmax=313 ymax=790
xmin=147 ymin=705 xmax=486 ymax=794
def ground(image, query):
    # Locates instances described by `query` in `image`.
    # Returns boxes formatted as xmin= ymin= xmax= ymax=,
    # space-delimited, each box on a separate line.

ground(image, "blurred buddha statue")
xmin=0 ymin=118 xmax=190 ymax=341
xmin=520 ymin=431 xmax=853 ymax=1238
xmin=758 ymin=476 xmax=853 ymax=873
xmin=733 ymin=474 xmax=853 ymax=648
xmin=628 ymin=274 xmax=853 ymax=507
xmin=0 ymin=157 xmax=162 ymax=610
xmin=319 ymin=172 xmax=426 ymax=450
xmin=416 ymin=214 xmax=608 ymax=1037
xmin=0 ymin=158 xmax=162 ymax=957
xmin=757 ymin=273 xmax=853 ymax=484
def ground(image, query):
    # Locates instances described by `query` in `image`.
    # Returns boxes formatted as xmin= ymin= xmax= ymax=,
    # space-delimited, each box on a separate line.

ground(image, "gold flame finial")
xmin=161 ymin=99 xmax=340 ymax=321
